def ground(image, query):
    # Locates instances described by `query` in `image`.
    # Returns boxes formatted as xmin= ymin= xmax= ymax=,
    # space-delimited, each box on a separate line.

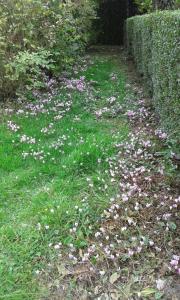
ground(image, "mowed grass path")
xmin=0 ymin=55 xmax=129 ymax=299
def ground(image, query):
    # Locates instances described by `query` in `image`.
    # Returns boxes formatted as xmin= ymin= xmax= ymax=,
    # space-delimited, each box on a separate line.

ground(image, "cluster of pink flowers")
xmin=20 ymin=134 xmax=36 ymax=144
xmin=107 ymin=96 xmax=116 ymax=104
xmin=41 ymin=123 xmax=55 ymax=135
xmin=155 ymin=129 xmax=168 ymax=140
xmin=170 ymin=255 xmax=180 ymax=275
xmin=7 ymin=121 xmax=20 ymax=132
xmin=126 ymin=110 xmax=136 ymax=118
xmin=95 ymin=107 xmax=109 ymax=118
xmin=63 ymin=76 xmax=87 ymax=92
xmin=125 ymin=107 xmax=150 ymax=122
xmin=22 ymin=148 xmax=51 ymax=163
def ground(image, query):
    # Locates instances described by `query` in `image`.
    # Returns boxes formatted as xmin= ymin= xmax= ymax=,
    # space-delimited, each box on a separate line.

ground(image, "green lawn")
xmin=0 ymin=56 xmax=129 ymax=299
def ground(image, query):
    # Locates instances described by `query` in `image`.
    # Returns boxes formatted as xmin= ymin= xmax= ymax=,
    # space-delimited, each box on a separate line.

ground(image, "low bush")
xmin=0 ymin=0 xmax=97 ymax=99
xmin=126 ymin=11 xmax=180 ymax=147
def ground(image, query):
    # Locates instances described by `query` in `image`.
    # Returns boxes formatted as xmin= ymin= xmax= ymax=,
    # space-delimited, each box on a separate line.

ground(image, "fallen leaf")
xmin=140 ymin=287 xmax=156 ymax=297
xmin=109 ymin=272 xmax=120 ymax=284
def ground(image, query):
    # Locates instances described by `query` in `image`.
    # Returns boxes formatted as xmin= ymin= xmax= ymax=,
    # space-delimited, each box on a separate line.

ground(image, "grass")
xmin=0 ymin=56 xmax=129 ymax=299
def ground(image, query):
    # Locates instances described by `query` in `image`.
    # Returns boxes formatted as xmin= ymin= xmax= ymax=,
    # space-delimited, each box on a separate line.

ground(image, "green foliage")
xmin=134 ymin=0 xmax=153 ymax=13
xmin=176 ymin=0 xmax=180 ymax=7
xmin=126 ymin=11 xmax=180 ymax=149
xmin=0 ymin=0 xmax=97 ymax=99
xmin=6 ymin=49 xmax=55 ymax=91
xmin=134 ymin=0 xmax=179 ymax=12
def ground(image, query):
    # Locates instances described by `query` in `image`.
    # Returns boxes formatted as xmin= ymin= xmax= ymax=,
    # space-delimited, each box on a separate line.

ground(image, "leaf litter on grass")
xmin=39 ymin=48 xmax=180 ymax=300
xmin=0 ymin=47 xmax=179 ymax=300
xmin=0 ymin=52 xmax=128 ymax=299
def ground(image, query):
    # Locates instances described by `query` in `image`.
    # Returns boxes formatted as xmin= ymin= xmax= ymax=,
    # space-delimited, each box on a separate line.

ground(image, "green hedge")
xmin=126 ymin=11 xmax=180 ymax=147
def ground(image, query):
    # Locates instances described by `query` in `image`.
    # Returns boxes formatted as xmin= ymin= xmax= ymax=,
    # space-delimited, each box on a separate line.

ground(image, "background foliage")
xmin=134 ymin=0 xmax=153 ymax=12
xmin=0 ymin=0 xmax=97 ymax=99
xmin=134 ymin=0 xmax=180 ymax=12
xmin=126 ymin=11 xmax=180 ymax=149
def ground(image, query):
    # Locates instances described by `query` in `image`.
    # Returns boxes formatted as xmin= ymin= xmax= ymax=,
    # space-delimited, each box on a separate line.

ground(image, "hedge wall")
xmin=126 ymin=11 xmax=180 ymax=148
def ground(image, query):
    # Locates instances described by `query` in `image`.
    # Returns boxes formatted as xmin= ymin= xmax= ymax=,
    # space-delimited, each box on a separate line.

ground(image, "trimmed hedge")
xmin=126 ymin=11 xmax=180 ymax=147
